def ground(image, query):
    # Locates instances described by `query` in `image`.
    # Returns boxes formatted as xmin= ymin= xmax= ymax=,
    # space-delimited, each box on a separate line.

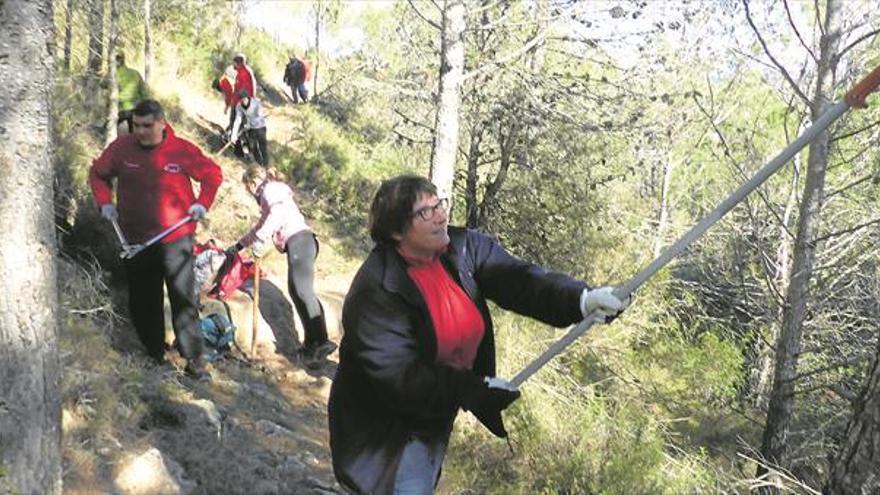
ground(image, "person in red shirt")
xmin=90 ymin=99 xmax=223 ymax=381
xmin=212 ymin=65 xmax=241 ymax=151
xmin=328 ymin=175 xmax=629 ymax=493
xmin=233 ymin=53 xmax=257 ymax=101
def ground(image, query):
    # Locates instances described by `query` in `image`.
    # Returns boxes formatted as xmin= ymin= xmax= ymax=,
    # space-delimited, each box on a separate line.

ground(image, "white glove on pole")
xmin=100 ymin=204 xmax=118 ymax=221
xmin=580 ymin=286 xmax=629 ymax=320
xmin=188 ymin=203 xmax=207 ymax=221
xmin=484 ymin=376 xmax=518 ymax=392
xmin=250 ymin=239 xmax=270 ymax=259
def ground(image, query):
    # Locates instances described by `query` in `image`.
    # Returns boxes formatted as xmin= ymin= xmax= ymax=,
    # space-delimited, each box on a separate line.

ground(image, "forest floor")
xmin=60 ymin=76 xmax=363 ymax=494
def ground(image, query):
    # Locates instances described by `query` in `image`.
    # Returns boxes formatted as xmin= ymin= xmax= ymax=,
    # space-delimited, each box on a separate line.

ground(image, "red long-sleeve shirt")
xmin=406 ymin=256 xmax=485 ymax=370
xmin=90 ymin=125 xmax=223 ymax=244
xmin=233 ymin=64 xmax=256 ymax=106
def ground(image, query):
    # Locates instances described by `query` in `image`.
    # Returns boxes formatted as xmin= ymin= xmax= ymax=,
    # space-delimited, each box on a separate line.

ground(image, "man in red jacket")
xmin=90 ymin=99 xmax=223 ymax=381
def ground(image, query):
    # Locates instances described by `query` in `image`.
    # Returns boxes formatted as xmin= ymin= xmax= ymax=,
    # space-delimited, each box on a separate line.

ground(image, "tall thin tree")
xmin=86 ymin=0 xmax=104 ymax=76
xmin=104 ymin=0 xmax=119 ymax=145
xmin=144 ymin=0 xmax=152 ymax=84
xmin=758 ymin=0 xmax=842 ymax=485
xmin=0 ymin=0 xmax=62 ymax=493
xmin=63 ymin=0 xmax=74 ymax=71
xmin=826 ymin=342 xmax=880 ymax=494
xmin=430 ymin=0 xmax=465 ymax=210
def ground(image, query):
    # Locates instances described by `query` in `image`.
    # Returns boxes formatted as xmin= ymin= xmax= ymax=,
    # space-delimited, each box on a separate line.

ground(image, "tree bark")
xmin=104 ymin=0 xmax=119 ymax=145
xmin=430 ymin=0 xmax=466 ymax=211
xmin=826 ymin=343 xmax=880 ymax=494
xmin=759 ymin=0 xmax=841 ymax=485
xmin=464 ymin=121 xmax=484 ymax=228
xmin=87 ymin=0 xmax=105 ymax=76
xmin=63 ymin=0 xmax=74 ymax=72
xmin=653 ymin=152 xmax=675 ymax=258
xmin=0 ymin=0 xmax=62 ymax=493
xmin=314 ymin=2 xmax=321 ymax=98
xmin=144 ymin=0 xmax=152 ymax=85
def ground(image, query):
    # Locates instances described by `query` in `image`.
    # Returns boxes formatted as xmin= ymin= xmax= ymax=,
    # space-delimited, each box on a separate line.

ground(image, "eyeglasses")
xmin=410 ymin=198 xmax=449 ymax=222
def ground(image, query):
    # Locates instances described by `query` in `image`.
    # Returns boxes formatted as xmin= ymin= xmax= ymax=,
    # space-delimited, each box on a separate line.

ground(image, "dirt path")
xmin=149 ymin=79 xmax=357 ymax=494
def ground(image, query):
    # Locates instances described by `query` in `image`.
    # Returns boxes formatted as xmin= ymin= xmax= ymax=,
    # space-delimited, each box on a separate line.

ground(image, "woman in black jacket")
xmin=328 ymin=175 xmax=627 ymax=494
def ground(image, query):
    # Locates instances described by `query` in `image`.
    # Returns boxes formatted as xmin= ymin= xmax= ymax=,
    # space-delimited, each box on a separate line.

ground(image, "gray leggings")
xmin=285 ymin=231 xmax=327 ymax=347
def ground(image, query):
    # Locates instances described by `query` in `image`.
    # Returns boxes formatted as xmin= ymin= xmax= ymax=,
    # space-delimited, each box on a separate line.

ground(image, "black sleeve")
xmin=469 ymin=230 xmax=588 ymax=327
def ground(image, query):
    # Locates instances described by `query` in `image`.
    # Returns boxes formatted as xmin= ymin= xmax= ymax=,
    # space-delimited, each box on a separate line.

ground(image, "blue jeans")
xmin=393 ymin=432 xmax=450 ymax=494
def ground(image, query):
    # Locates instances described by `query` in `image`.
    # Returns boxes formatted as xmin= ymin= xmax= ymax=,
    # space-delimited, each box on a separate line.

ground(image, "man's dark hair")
xmin=132 ymin=99 xmax=165 ymax=120
xmin=369 ymin=175 xmax=438 ymax=245
xmin=233 ymin=55 xmax=244 ymax=64
xmin=115 ymin=52 xmax=125 ymax=65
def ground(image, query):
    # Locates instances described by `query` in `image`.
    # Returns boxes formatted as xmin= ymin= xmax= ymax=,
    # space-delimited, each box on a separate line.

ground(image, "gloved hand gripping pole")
xmin=510 ymin=64 xmax=880 ymax=388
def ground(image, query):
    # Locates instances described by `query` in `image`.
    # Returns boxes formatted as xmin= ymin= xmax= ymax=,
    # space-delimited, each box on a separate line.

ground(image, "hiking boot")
xmin=184 ymin=357 xmax=212 ymax=382
xmin=300 ymin=340 xmax=337 ymax=368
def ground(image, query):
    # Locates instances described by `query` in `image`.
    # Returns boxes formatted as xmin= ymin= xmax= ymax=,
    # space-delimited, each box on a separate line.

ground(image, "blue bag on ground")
xmin=200 ymin=312 xmax=236 ymax=362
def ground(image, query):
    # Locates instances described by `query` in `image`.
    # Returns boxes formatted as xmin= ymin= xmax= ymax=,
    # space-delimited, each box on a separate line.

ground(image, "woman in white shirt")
xmin=227 ymin=166 xmax=336 ymax=366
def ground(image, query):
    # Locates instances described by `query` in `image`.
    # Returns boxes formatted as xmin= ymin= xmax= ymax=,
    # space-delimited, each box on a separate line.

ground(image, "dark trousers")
xmin=124 ymin=235 xmax=203 ymax=360
xmin=285 ymin=231 xmax=327 ymax=348
xmin=246 ymin=127 xmax=270 ymax=167
xmin=289 ymin=82 xmax=308 ymax=103
xmin=118 ymin=110 xmax=134 ymax=133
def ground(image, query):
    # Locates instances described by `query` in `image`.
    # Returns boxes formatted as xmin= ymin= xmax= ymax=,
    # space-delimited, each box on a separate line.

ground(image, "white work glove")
xmin=188 ymin=203 xmax=207 ymax=221
xmin=100 ymin=204 xmax=118 ymax=221
xmin=580 ymin=286 xmax=629 ymax=322
xmin=484 ymin=376 xmax=518 ymax=392
xmin=250 ymin=239 xmax=270 ymax=259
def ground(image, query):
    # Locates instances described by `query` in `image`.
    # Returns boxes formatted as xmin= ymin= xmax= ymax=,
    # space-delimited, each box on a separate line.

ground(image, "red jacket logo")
xmin=164 ymin=163 xmax=182 ymax=173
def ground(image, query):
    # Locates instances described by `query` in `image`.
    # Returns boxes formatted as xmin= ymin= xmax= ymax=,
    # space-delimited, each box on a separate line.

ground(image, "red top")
xmin=406 ymin=256 xmax=485 ymax=370
xmin=233 ymin=64 xmax=256 ymax=106
xmin=219 ymin=76 xmax=234 ymax=106
xmin=90 ymin=125 xmax=223 ymax=244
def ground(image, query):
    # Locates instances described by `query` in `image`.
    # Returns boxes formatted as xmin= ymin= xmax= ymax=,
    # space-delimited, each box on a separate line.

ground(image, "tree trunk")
xmin=63 ymin=0 xmax=74 ymax=71
xmin=752 ymin=142 xmax=800 ymax=410
xmin=464 ymin=121 xmax=484 ymax=228
xmin=430 ymin=0 xmax=466 ymax=212
xmin=314 ymin=3 xmax=321 ymax=98
xmin=653 ymin=152 xmax=675 ymax=258
xmin=104 ymin=0 xmax=119 ymax=145
xmin=758 ymin=0 xmax=841 ymax=485
xmin=87 ymin=0 xmax=105 ymax=76
xmin=0 ymin=0 xmax=62 ymax=493
xmin=144 ymin=0 xmax=152 ymax=84
xmin=826 ymin=343 xmax=880 ymax=494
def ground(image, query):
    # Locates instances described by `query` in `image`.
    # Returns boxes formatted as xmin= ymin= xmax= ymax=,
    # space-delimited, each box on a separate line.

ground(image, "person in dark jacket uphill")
xmin=328 ymin=175 xmax=629 ymax=494
xmin=90 ymin=99 xmax=223 ymax=381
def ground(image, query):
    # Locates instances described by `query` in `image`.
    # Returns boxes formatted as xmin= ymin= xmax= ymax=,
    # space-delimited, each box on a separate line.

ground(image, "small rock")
xmin=255 ymin=419 xmax=296 ymax=439
xmin=113 ymin=447 xmax=196 ymax=495
xmin=299 ymin=450 xmax=320 ymax=467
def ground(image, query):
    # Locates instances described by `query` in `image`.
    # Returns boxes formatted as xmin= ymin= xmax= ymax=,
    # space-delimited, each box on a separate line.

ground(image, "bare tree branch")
xmin=830 ymin=118 xmax=880 ymax=143
xmin=408 ymin=0 xmax=441 ymax=30
xmin=812 ymin=216 xmax=880 ymax=244
xmin=742 ymin=0 xmax=812 ymax=107
xmin=783 ymin=0 xmax=818 ymax=64
xmin=462 ymin=28 xmax=547 ymax=81
xmin=837 ymin=27 xmax=880 ymax=61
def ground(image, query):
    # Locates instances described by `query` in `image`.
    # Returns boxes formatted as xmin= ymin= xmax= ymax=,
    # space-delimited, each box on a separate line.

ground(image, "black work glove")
xmin=461 ymin=376 xmax=521 ymax=438
xmin=224 ymin=242 xmax=243 ymax=259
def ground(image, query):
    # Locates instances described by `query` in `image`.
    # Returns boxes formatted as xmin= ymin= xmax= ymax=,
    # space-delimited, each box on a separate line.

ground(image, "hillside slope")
xmin=61 ymin=78 xmax=362 ymax=495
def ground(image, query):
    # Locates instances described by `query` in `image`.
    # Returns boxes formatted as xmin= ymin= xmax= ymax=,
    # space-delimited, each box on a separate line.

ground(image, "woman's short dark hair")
xmin=132 ymin=99 xmax=165 ymax=120
xmin=369 ymin=175 xmax=437 ymax=245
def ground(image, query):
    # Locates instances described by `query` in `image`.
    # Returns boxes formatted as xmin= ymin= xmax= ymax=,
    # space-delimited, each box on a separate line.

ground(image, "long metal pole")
xmin=512 ymin=61 xmax=880 ymax=386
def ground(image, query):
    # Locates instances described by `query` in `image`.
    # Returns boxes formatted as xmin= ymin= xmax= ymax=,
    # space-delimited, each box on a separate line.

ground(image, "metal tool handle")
xmin=121 ymin=216 xmax=193 ymax=259
xmin=508 ymin=63 xmax=880 ymax=387
xmin=109 ymin=217 xmax=130 ymax=249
